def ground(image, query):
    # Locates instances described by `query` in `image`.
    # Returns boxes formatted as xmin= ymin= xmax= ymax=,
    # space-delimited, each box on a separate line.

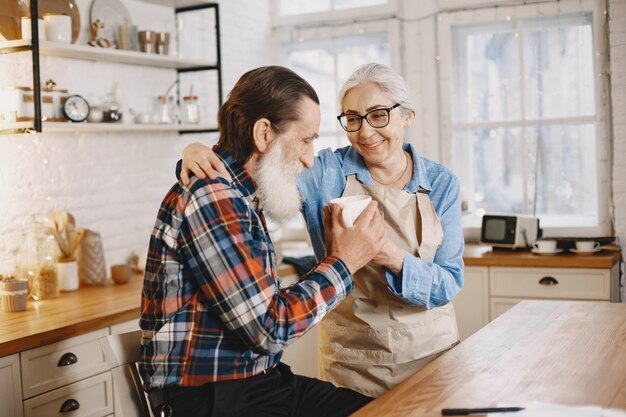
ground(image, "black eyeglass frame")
xmin=337 ymin=103 xmax=401 ymax=132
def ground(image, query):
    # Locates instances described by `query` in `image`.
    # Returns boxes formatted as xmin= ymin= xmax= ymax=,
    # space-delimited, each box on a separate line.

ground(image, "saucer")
xmin=531 ymin=248 xmax=563 ymax=256
xmin=570 ymin=248 xmax=602 ymax=256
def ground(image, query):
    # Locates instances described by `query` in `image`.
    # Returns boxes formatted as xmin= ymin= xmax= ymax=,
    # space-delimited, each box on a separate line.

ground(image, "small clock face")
xmin=63 ymin=95 xmax=90 ymax=122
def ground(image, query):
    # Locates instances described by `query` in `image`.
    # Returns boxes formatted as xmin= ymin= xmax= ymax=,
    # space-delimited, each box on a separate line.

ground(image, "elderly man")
xmin=139 ymin=66 xmax=386 ymax=417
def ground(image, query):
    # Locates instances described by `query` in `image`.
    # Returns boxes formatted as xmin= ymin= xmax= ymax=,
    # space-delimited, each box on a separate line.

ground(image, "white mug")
xmin=533 ymin=239 xmax=557 ymax=252
xmin=21 ymin=17 xmax=45 ymax=40
xmin=329 ymin=195 xmax=372 ymax=228
xmin=44 ymin=14 xmax=72 ymax=43
xmin=575 ymin=241 xmax=600 ymax=252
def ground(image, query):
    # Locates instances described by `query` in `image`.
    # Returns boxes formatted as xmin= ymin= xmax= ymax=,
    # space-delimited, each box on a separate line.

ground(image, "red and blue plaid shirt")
xmin=139 ymin=148 xmax=353 ymax=389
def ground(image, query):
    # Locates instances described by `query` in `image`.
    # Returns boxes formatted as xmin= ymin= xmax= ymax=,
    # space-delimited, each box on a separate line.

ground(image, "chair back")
xmin=100 ymin=330 xmax=151 ymax=417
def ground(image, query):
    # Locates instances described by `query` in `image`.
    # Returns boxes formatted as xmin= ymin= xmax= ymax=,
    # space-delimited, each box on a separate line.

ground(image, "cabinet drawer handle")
xmin=539 ymin=276 xmax=559 ymax=286
xmin=59 ymin=399 xmax=80 ymax=413
xmin=57 ymin=352 xmax=78 ymax=367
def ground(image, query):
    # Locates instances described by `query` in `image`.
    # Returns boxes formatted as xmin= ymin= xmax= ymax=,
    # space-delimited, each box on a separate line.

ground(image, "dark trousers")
xmin=153 ymin=363 xmax=372 ymax=417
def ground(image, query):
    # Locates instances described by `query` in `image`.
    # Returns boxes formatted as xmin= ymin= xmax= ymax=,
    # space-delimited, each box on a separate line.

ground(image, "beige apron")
xmin=319 ymin=174 xmax=459 ymax=397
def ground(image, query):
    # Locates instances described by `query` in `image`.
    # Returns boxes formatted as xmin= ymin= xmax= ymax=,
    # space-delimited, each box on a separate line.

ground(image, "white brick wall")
xmin=608 ymin=0 xmax=626 ymax=300
xmin=0 ymin=0 xmax=272 ymax=275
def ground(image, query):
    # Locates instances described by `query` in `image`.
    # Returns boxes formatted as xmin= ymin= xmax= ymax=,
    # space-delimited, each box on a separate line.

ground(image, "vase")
xmin=56 ymin=260 xmax=78 ymax=292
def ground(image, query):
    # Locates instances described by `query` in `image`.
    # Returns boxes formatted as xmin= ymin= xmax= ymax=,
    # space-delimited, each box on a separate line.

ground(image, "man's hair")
xmin=217 ymin=66 xmax=319 ymax=164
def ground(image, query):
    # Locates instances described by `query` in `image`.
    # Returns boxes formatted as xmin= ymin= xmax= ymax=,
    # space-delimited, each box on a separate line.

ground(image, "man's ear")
xmin=252 ymin=118 xmax=275 ymax=153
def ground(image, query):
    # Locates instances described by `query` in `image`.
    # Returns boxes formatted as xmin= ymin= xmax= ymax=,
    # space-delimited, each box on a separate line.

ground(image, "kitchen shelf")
xmin=0 ymin=40 xmax=217 ymax=70
xmin=0 ymin=121 xmax=218 ymax=133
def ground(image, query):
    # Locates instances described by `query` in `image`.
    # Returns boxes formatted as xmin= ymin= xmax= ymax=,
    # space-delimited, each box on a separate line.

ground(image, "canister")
xmin=15 ymin=87 xmax=54 ymax=121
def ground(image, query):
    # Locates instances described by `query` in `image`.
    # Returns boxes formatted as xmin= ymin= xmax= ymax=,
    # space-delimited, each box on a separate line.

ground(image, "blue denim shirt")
xmin=297 ymin=143 xmax=464 ymax=309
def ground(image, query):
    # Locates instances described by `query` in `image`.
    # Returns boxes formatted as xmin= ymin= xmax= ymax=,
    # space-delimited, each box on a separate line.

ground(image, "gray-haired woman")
xmin=179 ymin=63 xmax=464 ymax=397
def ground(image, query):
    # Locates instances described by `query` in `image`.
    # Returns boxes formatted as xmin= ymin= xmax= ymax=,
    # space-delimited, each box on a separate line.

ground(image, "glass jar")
xmin=17 ymin=220 xmax=59 ymax=300
xmin=181 ymin=95 xmax=200 ymax=124
xmin=156 ymin=95 xmax=176 ymax=124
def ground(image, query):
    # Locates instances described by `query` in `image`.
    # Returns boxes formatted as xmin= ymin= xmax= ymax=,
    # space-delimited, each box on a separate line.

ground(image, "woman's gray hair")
xmin=338 ymin=63 xmax=415 ymax=115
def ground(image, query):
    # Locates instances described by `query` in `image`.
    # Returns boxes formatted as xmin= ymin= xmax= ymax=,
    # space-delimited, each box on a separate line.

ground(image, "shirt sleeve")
xmin=179 ymin=180 xmax=353 ymax=355
xmin=387 ymin=175 xmax=465 ymax=309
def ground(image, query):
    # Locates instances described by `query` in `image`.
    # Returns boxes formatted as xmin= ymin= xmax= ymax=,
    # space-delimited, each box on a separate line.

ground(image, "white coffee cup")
xmin=44 ymin=14 xmax=72 ymax=43
xmin=575 ymin=241 xmax=600 ymax=252
xmin=533 ymin=239 xmax=557 ymax=252
xmin=329 ymin=195 xmax=372 ymax=228
xmin=21 ymin=17 xmax=45 ymax=40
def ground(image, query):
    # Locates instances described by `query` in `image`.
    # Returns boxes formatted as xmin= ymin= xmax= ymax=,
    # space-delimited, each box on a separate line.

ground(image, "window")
xmin=277 ymin=0 xmax=388 ymax=16
xmin=438 ymin=1 xmax=610 ymax=237
xmin=283 ymin=33 xmax=391 ymax=152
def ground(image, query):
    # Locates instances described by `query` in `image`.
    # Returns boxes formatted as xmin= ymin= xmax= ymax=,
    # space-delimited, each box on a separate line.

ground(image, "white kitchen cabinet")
xmin=21 ymin=328 xmax=109 ymax=399
xmin=489 ymin=266 xmax=612 ymax=320
xmin=23 ymin=372 xmax=113 ymax=417
xmin=452 ymin=266 xmax=489 ymax=340
xmin=0 ymin=353 xmax=24 ymax=417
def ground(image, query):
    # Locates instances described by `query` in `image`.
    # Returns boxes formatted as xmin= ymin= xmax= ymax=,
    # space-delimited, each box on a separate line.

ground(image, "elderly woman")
xmin=179 ymin=63 xmax=464 ymax=397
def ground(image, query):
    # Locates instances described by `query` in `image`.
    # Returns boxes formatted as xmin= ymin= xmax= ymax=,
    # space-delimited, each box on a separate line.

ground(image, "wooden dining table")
xmin=352 ymin=300 xmax=626 ymax=416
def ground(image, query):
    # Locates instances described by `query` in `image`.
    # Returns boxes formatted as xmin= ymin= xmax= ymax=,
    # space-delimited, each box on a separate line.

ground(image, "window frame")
xmin=437 ymin=0 xmax=612 ymax=240
xmin=272 ymin=0 xmax=399 ymax=28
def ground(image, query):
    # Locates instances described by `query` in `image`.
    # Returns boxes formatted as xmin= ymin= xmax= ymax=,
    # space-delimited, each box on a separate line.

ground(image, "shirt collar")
xmin=341 ymin=143 xmax=432 ymax=193
xmin=213 ymin=147 xmax=258 ymax=200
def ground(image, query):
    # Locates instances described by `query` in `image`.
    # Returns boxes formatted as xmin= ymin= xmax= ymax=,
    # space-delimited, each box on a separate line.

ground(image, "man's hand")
xmin=327 ymin=201 xmax=386 ymax=274
xmin=181 ymin=142 xmax=232 ymax=185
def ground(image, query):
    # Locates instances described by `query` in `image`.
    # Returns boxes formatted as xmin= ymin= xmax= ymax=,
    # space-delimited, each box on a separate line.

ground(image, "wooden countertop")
xmin=0 ymin=249 xmax=620 ymax=358
xmin=0 ymin=276 xmax=143 ymax=357
xmin=463 ymin=244 xmax=621 ymax=268
xmin=352 ymin=300 xmax=626 ymax=416
xmin=0 ymin=264 xmax=298 ymax=358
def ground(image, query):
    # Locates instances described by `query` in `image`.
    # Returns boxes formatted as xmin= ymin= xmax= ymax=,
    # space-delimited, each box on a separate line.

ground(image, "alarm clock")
xmin=62 ymin=94 xmax=90 ymax=122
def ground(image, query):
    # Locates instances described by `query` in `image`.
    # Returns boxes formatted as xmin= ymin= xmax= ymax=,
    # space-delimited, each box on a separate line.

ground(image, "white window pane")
xmin=283 ymin=33 xmax=389 ymax=150
xmin=277 ymin=0 xmax=387 ymax=16
xmin=452 ymin=127 xmax=524 ymax=214
xmin=277 ymin=0 xmax=331 ymax=16
xmin=526 ymin=124 xmax=597 ymax=218
xmin=334 ymin=0 xmax=388 ymax=10
xmin=524 ymin=15 xmax=595 ymax=119
xmin=451 ymin=23 xmax=521 ymax=123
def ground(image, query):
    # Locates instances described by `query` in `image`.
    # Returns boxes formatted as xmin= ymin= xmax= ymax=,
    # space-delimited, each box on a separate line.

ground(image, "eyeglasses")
xmin=337 ymin=103 xmax=401 ymax=132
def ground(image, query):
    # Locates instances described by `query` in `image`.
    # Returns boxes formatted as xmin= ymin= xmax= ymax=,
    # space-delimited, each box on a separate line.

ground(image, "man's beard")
xmin=255 ymin=140 xmax=304 ymax=224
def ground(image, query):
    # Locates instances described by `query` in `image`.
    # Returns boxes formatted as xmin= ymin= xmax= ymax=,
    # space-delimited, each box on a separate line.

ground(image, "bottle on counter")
xmin=181 ymin=95 xmax=200 ymax=124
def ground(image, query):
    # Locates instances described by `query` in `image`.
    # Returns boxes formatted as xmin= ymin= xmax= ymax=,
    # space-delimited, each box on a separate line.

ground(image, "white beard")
xmin=255 ymin=141 xmax=303 ymax=224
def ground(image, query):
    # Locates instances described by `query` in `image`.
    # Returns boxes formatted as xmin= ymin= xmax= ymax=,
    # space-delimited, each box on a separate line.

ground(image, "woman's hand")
xmin=181 ymin=142 xmax=232 ymax=186
xmin=371 ymin=238 xmax=405 ymax=275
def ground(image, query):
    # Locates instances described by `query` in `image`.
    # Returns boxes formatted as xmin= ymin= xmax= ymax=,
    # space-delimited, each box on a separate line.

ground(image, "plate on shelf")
xmin=570 ymin=248 xmax=602 ymax=256
xmin=530 ymin=248 xmax=563 ymax=256
xmin=90 ymin=0 xmax=131 ymax=47
xmin=0 ymin=0 xmax=29 ymax=41
xmin=40 ymin=0 xmax=81 ymax=44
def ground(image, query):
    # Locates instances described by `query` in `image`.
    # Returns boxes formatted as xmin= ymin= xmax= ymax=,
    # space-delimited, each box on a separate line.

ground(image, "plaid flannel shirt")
xmin=139 ymin=148 xmax=353 ymax=389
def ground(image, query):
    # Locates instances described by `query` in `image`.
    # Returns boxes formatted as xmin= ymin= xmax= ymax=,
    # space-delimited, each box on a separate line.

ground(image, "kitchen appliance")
xmin=480 ymin=213 xmax=540 ymax=249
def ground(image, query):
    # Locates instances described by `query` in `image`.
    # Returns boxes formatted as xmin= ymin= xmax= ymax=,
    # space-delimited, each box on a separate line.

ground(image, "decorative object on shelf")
xmin=39 ymin=0 xmax=80 ymax=44
xmin=102 ymin=100 xmax=122 ymax=122
xmin=62 ymin=94 xmax=90 ymax=122
xmin=20 ymin=17 xmax=45 ymax=40
xmin=0 ymin=278 xmax=29 ymax=312
xmin=43 ymin=13 xmax=72 ymax=43
xmin=182 ymin=90 xmax=200 ymax=124
xmin=138 ymin=30 xmax=157 ymax=53
xmin=13 ymin=86 xmax=54 ymax=121
xmin=87 ymin=105 xmax=104 ymax=122
xmin=156 ymin=32 xmax=170 ymax=55
xmin=76 ymin=229 xmax=107 ymax=286
xmin=88 ymin=18 xmax=113 ymax=48
xmin=0 ymin=0 xmax=29 ymax=41
xmin=44 ymin=79 xmax=69 ymax=121
xmin=110 ymin=264 xmax=131 ymax=284
xmin=90 ymin=0 xmax=131 ymax=48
